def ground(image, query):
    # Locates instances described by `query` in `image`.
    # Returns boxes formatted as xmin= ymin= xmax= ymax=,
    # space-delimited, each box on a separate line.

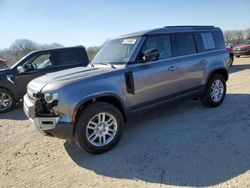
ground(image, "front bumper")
xmin=23 ymin=94 xmax=73 ymax=140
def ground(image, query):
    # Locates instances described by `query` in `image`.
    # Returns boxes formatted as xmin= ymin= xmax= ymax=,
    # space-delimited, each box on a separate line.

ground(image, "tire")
xmin=74 ymin=102 xmax=124 ymax=154
xmin=0 ymin=88 xmax=15 ymax=113
xmin=236 ymin=55 xmax=240 ymax=58
xmin=200 ymin=74 xmax=226 ymax=107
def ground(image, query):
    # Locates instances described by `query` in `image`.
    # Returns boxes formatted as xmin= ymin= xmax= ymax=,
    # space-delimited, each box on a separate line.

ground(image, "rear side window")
xmin=194 ymin=31 xmax=225 ymax=52
xmin=213 ymin=31 xmax=225 ymax=49
xmin=53 ymin=50 xmax=81 ymax=66
xmin=141 ymin=35 xmax=172 ymax=60
xmin=201 ymin=33 xmax=215 ymax=50
xmin=172 ymin=33 xmax=196 ymax=56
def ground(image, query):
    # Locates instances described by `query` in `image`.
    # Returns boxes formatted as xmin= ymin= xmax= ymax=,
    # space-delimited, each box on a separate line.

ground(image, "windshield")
xmin=92 ymin=37 xmax=139 ymax=65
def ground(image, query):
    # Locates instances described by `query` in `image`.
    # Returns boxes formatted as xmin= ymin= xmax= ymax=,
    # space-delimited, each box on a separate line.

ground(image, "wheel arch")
xmin=73 ymin=93 xmax=127 ymax=125
xmin=0 ymin=86 xmax=17 ymax=100
xmin=207 ymin=68 xmax=229 ymax=83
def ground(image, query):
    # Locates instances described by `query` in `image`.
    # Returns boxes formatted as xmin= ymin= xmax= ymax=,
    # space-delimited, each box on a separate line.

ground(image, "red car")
xmin=226 ymin=46 xmax=234 ymax=66
xmin=233 ymin=40 xmax=250 ymax=58
xmin=0 ymin=59 xmax=8 ymax=69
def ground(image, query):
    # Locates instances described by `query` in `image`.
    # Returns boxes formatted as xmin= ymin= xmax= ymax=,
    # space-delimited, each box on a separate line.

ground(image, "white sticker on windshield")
xmin=122 ymin=38 xmax=137 ymax=45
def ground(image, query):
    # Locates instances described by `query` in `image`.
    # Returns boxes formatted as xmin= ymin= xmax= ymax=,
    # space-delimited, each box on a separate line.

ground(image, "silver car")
xmin=23 ymin=26 xmax=229 ymax=154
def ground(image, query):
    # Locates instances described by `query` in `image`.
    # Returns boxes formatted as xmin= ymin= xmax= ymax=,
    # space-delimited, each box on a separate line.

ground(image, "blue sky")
xmin=0 ymin=0 xmax=249 ymax=49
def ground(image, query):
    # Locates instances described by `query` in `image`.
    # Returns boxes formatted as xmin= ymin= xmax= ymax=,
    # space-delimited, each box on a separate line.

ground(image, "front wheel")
xmin=200 ymin=74 xmax=226 ymax=107
xmin=74 ymin=102 xmax=124 ymax=154
xmin=0 ymin=88 xmax=15 ymax=113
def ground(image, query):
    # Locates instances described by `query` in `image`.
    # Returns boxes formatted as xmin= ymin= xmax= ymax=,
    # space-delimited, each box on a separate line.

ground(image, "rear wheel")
xmin=200 ymin=74 xmax=226 ymax=107
xmin=0 ymin=88 xmax=15 ymax=113
xmin=74 ymin=102 xmax=124 ymax=154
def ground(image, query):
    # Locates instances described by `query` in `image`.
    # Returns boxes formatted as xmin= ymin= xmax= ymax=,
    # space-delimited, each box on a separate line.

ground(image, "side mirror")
xmin=17 ymin=66 xmax=26 ymax=73
xmin=143 ymin=48 xmax=160 ymax=62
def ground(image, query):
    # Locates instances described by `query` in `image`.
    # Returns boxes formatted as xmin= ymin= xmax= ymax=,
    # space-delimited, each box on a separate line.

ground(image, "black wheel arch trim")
xmin=73 ymin=93 xmax=127 ymax=123
xmin=207 ymin=67 xmax=229 ymax=83
xmin=0 ymin=86 xmax=17 ymax=100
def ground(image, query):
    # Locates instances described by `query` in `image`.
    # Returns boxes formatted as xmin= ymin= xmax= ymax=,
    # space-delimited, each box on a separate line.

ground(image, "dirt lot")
xmin=1 ymin=57 xmax=250 ymax=188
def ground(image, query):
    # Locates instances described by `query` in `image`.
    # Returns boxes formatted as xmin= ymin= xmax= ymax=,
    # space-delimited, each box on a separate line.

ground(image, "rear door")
xmin=171 ymin=32 xmax=207 ymax=90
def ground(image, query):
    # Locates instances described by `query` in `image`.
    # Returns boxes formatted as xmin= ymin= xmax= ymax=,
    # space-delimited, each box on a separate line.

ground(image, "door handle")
xmin=168 ymin=65 xmax=177 ymax=71
xmin=200 ymin=60 xmax=207 ymax=64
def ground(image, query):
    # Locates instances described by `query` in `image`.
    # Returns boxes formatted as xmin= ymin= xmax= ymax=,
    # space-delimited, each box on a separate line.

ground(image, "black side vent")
xmin=124 ymin=71 xmax=135 ymax=94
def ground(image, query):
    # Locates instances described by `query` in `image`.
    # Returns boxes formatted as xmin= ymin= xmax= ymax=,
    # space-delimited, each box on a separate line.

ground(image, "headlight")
xmin=44 ymin=93 xmax=59 ymax=103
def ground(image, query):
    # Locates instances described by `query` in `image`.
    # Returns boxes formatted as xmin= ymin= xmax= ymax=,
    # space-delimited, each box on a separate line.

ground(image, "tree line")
xmin=0 ymin=39 xmax=64 ymax=66
xmin=224 ymin=28 xmax=250 ymax=46
xmin=1 ymin=28 xmax=250 ymax=66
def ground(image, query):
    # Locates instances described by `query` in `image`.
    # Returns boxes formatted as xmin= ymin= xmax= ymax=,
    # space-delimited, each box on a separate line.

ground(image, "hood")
xmin=28 ymin=66 xmax=114 ymax=94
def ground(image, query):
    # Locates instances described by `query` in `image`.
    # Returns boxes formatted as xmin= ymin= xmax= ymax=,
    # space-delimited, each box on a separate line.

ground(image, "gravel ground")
xmin=1 ymin=57 xmax=250 ymax=188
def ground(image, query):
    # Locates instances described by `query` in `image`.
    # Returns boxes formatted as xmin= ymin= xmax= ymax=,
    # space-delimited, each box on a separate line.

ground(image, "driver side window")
xmin=140 ymin=35 xmax=172 ymax=61
xmin=23 ymin=53 xmax=51 ymax=72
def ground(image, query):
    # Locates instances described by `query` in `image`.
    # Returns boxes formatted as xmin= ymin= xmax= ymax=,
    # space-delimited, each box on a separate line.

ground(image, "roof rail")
xmin=164 ymin=25 xmax=215 ymax=28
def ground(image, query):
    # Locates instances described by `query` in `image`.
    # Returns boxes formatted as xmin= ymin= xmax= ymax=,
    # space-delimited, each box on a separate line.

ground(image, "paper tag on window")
xmin=122 ymin=38 xmax=137 ymax=44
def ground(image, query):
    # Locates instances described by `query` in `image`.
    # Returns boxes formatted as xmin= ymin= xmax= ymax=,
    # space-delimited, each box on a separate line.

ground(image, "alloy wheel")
xmin=86 ymin=112 xmax=118 ymax=147
xmin=0 ymin=92 xmax=12 ymax=111
xmin=210 ymin=79 xmax=224 ymax=102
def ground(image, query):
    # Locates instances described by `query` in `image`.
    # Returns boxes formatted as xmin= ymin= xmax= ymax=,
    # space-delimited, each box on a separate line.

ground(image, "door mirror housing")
xmin=142 ymin=49 xmax=160 ymax=62
xmin=17 ymin=66 xmax=26 ymax=73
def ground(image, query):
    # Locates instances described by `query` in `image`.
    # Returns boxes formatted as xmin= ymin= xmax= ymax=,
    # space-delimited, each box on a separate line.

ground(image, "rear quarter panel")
xmin=204 ymin=49 xmax=229 ymax=83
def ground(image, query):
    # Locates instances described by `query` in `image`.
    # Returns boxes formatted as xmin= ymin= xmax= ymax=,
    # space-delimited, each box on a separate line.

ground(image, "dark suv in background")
xmin=24 ymin=26 xmax=229 ymax=154
xmin=0 ymin=46 xmax=89 ymax=113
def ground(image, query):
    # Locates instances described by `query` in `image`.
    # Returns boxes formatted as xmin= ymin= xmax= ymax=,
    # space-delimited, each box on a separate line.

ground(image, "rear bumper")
xmin=24 ymin=94 xmax=74 ymax=140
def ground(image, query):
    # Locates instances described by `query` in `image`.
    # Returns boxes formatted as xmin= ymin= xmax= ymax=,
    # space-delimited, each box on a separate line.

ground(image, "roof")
xmin=30 ymin=45 xmax=85 ymax=54
xmin=117 ymin=25 xmax=219 ymax=38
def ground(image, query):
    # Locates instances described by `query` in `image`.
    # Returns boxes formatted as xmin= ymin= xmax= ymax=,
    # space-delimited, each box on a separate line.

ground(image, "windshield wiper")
xmin=98 ymin=62 xmax=116 ymax=69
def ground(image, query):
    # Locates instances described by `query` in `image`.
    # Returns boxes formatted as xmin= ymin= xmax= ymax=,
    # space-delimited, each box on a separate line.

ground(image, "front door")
xmin=15 ymin=52 xmax=52 ymax=97
xmin=131 ymin=34 xmax=184 ymax=107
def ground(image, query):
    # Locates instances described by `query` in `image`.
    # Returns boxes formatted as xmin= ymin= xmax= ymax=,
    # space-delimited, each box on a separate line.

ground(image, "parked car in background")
xmin=0 ymin=46 xmax=89 ymax=113
xmin=234 ymin=40 xmax=250 ymax=57
xmin=24 ymin=26 xmax=229 ymax=154
xmin=226 ymin=45 xmax=234 ymax=66
xmin=0 ymin=59 xmax=8 ymax=69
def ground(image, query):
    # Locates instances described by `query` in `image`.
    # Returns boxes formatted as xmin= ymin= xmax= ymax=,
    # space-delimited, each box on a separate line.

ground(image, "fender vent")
xmin=124 ymin=71 xmax=135 ymax=94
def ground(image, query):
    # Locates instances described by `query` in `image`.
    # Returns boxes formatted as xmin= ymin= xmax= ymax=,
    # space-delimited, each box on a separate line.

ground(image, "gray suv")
xmin=24 ymin=26 xmax=229 ymax=154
